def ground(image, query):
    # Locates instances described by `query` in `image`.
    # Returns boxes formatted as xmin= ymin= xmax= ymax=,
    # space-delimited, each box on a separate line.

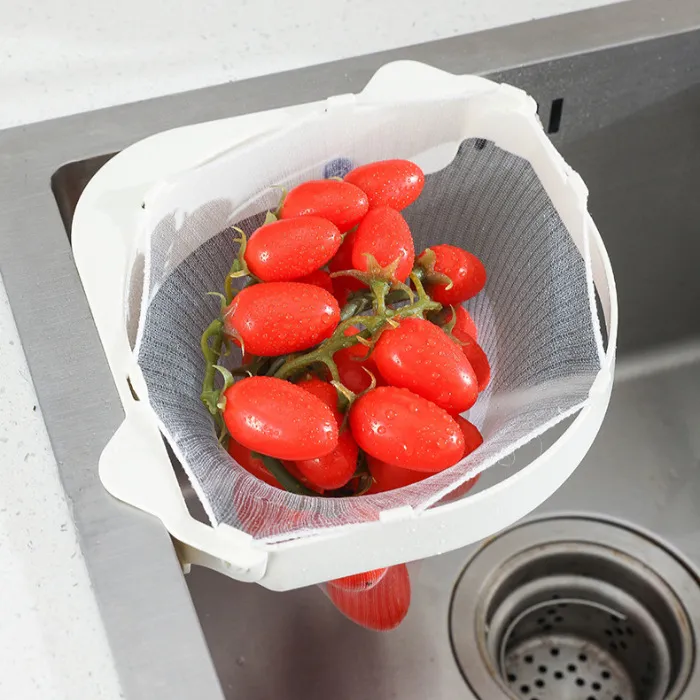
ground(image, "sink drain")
xmin=450 ymin=518 xmax=700 ymax=700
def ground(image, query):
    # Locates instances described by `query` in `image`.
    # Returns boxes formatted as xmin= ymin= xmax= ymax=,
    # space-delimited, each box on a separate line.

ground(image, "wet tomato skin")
xmin=352 ymin=207 xmax=415 ymax=282
xmin=280 ymin=179 xmax=369 ymax=232
xmin=367 ymin=417 xmax=483 ymax=494
xmin=455 ymin=416 xmax=484 ymax=455
xmin=373 ymin=317 xmax=478 ymax=414
xmin=349 ymin=387 xmax=465 ymax=472
xmin=455 ymin=334 xmax=491 ymax=392
xmin=328 ymin=228 xmax=358 ymax=274
xmin=222 ymin=376 xmax=339 ymax=461
xmin=293 ymin=268 xmax=334 ymax=295
xmin=294 ymin=430 xmax=358 ymax=490
xmin=328 ymin=228 xmax=366 ymax=305
xmin=421 ymin=244 xmax=486 ymax=304
xmin=334 ymin=327 xmax=383 ymax=394
xmin=366 ymin=455 xmax=426 ymax=493
xmin=223 ymin=282 xmax=340 ymax=356
xmin=295 ymin=377 xmax=343 ymax=426
xmin=227 ymin=438 xmax=281 ymax=488
xmin=327 ymin=563 xmax=411 ymax=631
xmin=448 ymin=304 xmax=478 ymax=341
xmin=245 ymin=217 xmax=341 ymax=282
xmin=344 ymin=159 xmax=425 ymax=211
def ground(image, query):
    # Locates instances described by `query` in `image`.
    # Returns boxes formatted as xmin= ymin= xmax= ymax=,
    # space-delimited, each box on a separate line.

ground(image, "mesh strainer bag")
xmin=128 ymin=85 xmax=604 ymax=543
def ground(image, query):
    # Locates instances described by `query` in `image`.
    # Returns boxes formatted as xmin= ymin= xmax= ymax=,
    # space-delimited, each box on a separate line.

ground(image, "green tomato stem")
xmin=201 ymin=319 xmax=225 ymax=414
xmin=274 ymin=278 xmax=441 ymax=382
xmin=254 ymin=453 xmax=318 ymax=496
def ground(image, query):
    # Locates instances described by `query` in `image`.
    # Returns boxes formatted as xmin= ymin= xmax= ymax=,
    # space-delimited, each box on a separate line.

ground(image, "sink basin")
xmin=3 ymin=1 xmax=700 ymax=698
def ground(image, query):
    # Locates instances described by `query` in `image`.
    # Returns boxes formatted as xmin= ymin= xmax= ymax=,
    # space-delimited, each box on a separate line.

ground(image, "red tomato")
xmin=295 ymin=430 xmax=358 ymax=490
xmin=280 ymin=180 xmax=369 ymax=232
xmin=373 ymin=317 xmax=478 ymax=414
xmin=222 ymin=376 xmax=339 ymax=461
xmin=327 ymin=563 xmax=411 ymax=631
xmin=223 ymin=282 xmax=340 ymax=356
xmin=367 ymin=417 xmax=483 ymax=494
xmin=227 ymin=438 xmax=281 ymax=488
xmin=352 ymin=207 xmax=415 ymax=282
xmin=447 ymin=304 xmax=478 ymax=342
xmin=349 ymin=387 xmax=465 ymax=472
xmin=438 ymin=417 xmax=484 ymax=501
xmin=293 ymin=268 xmax=334 ymax=295
xmin=296 ymin=377 xmax=343 ymax=425
xmin=455 ymin=415 xmax=484 ymax=455
xmin=457 ymin=335 xmax=491 ymax=392
xmin=245 ymin=217 xmax=341 ymax=282
xmin=328 ymin=567 xmax=388 ymax=591
xmin=334 ymin=327 xmax=382 ymax=394
xmin=344 ymin=159 xmax=424 ymax=211
xmin=328 ymin=228 xmax=366 ymax=305
xmin=367 ymin=455 xmax=427 ymax=493
xmin=420 ymin=244 xmax=486 ymax=304
xmin=328 ymin=228 xmax=357 ymax=274
xmin=332 ymin=277 xmax=365 ymax=308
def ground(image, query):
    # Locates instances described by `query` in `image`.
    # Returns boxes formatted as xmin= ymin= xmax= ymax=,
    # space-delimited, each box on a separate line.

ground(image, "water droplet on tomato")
xmin=376 ymin=426 xmax=386 ymax=435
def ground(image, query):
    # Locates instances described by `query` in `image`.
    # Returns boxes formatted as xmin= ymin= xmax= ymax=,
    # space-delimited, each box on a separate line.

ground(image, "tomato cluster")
xmin=198 ymin=157 xmax=491 ymax=629
xmin=200 ymin=157 xmax=490 ymax=499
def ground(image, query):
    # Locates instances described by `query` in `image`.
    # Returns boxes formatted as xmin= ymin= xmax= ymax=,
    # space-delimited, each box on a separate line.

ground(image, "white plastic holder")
xmin=72 ymin=61 xmax=617 ymax=591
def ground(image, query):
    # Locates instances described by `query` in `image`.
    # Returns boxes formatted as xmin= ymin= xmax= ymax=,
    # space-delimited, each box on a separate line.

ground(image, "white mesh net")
xmin=128 ymin=97 xmax=604 ymax=543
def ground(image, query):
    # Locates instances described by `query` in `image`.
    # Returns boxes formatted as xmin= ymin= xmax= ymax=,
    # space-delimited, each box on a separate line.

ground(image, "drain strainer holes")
xmin=504 ymin=633 xmax=634 ymax=699
xmin=450 ymin=518 xmax=699 ymax=700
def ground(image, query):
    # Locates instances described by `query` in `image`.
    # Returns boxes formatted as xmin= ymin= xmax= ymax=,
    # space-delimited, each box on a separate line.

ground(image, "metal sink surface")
xmin=3 ymin=1 xmax=700 ymax=698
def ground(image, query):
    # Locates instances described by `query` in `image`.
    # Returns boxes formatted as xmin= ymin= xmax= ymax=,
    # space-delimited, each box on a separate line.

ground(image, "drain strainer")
xmin=449 ymin=518 xmax=700 ymax=700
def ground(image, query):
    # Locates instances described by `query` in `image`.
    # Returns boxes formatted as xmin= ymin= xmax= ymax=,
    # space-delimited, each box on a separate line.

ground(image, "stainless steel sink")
xmin=3 ymin=1 xmax=700 ymax=698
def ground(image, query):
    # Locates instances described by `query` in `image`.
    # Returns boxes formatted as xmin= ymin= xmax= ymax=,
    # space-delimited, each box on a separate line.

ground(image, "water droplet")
xmin=385 ymin=409 xmax=397 ymax=419
xmin=377 ymin=426 xmax=386 ymax=435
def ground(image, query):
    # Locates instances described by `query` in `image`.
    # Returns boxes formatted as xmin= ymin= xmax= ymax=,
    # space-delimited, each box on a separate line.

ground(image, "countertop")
xmin=0 ymin=1 xmax=625 ymax=697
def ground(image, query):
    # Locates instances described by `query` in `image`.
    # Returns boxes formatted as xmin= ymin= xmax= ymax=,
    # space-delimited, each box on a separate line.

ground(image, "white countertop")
xmin=0 ymin=1 xmax=624 ymax=697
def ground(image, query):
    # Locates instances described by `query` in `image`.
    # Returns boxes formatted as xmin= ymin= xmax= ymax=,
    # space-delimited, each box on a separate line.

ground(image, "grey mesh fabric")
xmin=130 ymin=107 xmax=603 ymax=542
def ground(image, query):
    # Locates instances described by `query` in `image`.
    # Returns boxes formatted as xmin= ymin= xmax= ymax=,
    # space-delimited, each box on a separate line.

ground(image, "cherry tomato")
xmin=244 ymin=217 xmax=341 ymax=282
xmin=344 ymin=159 xmax=424 ymax=211
xmin=327 ymin=563 xmax=411 ymax=631
xmin=228 ymin=440 xmax=322 ymax=492
xmin=296 ymin=377 xmax=343 ymax=425
xmin=295 ymin=430 xmax=358 ymax=490
xmin=352 ymin=207 xmax=415 ymax=282
xmin=349 ymin=387 xmax=465 ymax=472
xmin=328 ymin=228 xmax=366 ymax=305
xmin=280 ymin=180 xmax=369 ymax=232
xmin=334 ymin=327 xmax=382 ymax=394
xmin=328 ymin=228 xmax=357 ymax=274
xmin=227 ymin=438 xmax=281 ymax=488
xmin=457 ymin=335 xmax=491 ymax=392
xmin=367 ymin=455 xmax=427 ymax=493
xmin=373 ymin=317 xmax=478 ymax=414
xmin=420 ymin=244 xmax=486 ymax=304
xmin=222 ymin=376 xmax=339 ymax=461
xmin=328 ymin=567 xmax=388 ymax=591
xmin=435 ymin=417 xmax=484 ymax=502
xmin=293 ymin=268 xmax=334 ymax=295
xmin=332 ymin=276 xmax=365 ymax=308
xmin=456 ymin=416 xmax=483 ymax=454
xmin=223 ymin=282 xmax=340 ymax=356
xmin=447 ymin=304 xmax=477 ymax=341
xmin=367 ymin=416 xmax=483 ymax=494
